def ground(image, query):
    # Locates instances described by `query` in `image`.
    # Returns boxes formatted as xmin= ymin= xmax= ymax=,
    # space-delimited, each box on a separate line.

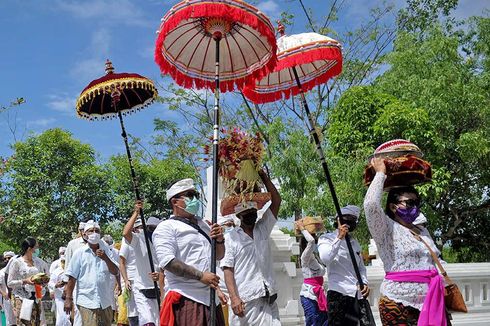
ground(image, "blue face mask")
xmin=33 ymin=248 xmax=41 ymax=257
xmin=184 ymin=196 xmax=201 ymax=217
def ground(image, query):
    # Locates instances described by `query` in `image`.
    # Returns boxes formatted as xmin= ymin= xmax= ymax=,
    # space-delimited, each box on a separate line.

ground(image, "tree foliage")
xmin=105 ymin=153 xmax=197 ymax=220
xmin=0 ymin=129 xmax=111 ymax=258
xmin=328 ymin=19 xmax=490 ymax=261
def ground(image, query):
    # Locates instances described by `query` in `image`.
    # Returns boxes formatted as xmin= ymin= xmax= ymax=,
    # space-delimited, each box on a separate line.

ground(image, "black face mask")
xmin=340 ymin=218 xmax=358 ymax=232
xmin=240 ymin=212 xmax=258 ymax=226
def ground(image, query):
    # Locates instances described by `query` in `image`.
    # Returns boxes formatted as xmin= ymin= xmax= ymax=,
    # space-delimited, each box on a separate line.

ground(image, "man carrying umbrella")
xmin=221 ymin=170 xmax=282 ymax=326
xmin=122 ymin=202 xmax=162 ymax=326
xmin=153 ymin=179 xmax=225 ymax=325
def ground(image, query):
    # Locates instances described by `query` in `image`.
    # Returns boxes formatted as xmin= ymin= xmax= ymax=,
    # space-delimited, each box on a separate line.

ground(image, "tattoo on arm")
xmin=165 ymin=259 xmax=203 ymax=280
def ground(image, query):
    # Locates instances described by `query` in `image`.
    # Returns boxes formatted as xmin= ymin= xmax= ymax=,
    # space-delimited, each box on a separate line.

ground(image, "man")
xmin=64 ymin=222 xmax=86 ymax=268
xmin=63 ymin=221 xmax=87 ymax=326
xmin=317 ymin=205 xmax=370 ymax=326
xmin=0 ymin=251 xmax=16 ymax=326
xmin=50 ymin=246 xmax=66 ymax=276
xmin=120 ymin=234 xmax=139 ymax=326
xmin=153 ymin=178 xmax=225 ymax=325
xmin=102 ymin=234 xmax=121 ymax=321
xmin=122 ymin=203 xmax=162 ymax=326
xmin=48 ymin=255 xmax=71 ymax=326
xmin=64 ymin=220 xmax=119 ymax=326
xmin=221 ymin=169 xmax=282 ymax=326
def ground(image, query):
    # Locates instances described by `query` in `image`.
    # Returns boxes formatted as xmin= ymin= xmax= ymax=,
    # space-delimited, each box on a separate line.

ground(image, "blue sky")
xmin=0 ymin=0 xmax=488 ymax=163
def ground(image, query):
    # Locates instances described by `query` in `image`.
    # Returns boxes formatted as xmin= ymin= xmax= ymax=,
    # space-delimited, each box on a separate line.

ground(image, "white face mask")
xmin=87 ymin=233 xmax=100 ymax=245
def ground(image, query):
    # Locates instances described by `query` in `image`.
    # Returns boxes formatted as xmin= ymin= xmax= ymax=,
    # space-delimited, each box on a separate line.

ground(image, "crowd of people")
xmin=0 ymin=159 xmax=449 ymax=326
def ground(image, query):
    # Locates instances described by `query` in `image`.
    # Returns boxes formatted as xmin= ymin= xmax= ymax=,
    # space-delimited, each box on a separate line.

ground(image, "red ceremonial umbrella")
xmin=154 ymin=0 xmax=277 ymax=322
xmin=76 ymin=60 xmax=161 ymax=307
xmin=242 ymin=24 xmax=373 ymax=308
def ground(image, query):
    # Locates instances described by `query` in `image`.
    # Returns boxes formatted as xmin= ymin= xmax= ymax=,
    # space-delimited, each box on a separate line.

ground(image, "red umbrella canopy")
xmin=76 ymin=60 xmax=158 ymax=120
xmin=242 ymin=24 xmax=343 ymax=104
xmin=154 ymin=0 xmax=277 ymax=92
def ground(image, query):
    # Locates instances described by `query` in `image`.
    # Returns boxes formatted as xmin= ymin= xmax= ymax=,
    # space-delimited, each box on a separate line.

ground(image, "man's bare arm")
xmin=164 ymin=258 xmax=203 ymax=280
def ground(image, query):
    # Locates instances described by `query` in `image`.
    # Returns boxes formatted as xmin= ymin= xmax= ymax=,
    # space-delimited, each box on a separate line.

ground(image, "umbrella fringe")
xmin=241 ymin=46 xmax=343 ymax=104
xmin=155 ymin=1 xmax=278 ymax=92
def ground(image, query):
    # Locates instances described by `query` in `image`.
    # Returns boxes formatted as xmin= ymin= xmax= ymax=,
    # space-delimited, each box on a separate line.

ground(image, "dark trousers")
xmin=327 ymin=290 xmax=360 ymax=326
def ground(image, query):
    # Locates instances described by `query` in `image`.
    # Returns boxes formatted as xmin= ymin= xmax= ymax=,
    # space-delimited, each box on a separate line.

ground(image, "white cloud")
xmin=453 ymin=0 xmax=490 ymax=20
xmin=46 ymin=94 xmax=77 ymax=116
xmin=257 ymin=0 xmax=280 ymax=20
xmin=27 ymin=118 xmax=56 ymax=128
xmin=71 ymin=28 xmax=111 ymax=82
xmin=55 ymin=0 xmax=150 ymax=27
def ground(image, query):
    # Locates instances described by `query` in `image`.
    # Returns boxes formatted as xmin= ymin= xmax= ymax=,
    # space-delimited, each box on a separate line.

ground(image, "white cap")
xmin=3 ymin=251 xmax=15 ymax=258
xmin=84 ymin=220 xmax=100 ymax=232
xmin=78 ymin=222 xmax=86 ymax=230
xmin=338 ymin=205 xmax=361 ymax=220
xmin=414 ymin=212 xmax=427 ymax=225
xmin=147 ymin=216 xmax=161 ymax=226
xmin=166 ymin=178 xmax=196 ymax=201
xmin=58 ymin=246 xmax=66 ymax=254
xmin=234 ymin=201 xmax=258 ymax=215
xmin=134 ymin=219 xmax=143 ymax=228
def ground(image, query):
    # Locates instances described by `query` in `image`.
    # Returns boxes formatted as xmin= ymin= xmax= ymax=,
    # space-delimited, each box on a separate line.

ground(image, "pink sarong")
xmin=385 ymin=269 xmax=446 ymax=326
xmin=304 ymin=276 xmax=327 ymax=311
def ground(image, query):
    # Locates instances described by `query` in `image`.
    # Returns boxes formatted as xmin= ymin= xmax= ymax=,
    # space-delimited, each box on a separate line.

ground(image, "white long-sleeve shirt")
xmin=364 ymin=172 xmax=440 ymax=310
xmin=220 ymin=209 xmax=278 ymax=303
xmin=299 ymin=230 xmax=326 ymax=301
xmin=318 ymin=231 xmax=367 ymax=298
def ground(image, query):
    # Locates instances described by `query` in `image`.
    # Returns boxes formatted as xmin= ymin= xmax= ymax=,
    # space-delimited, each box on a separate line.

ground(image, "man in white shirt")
xmin=221 ymin=169 xmax=282 ymax=326
xmin=317 ymin=205 xmax=370 ymax=326
xmin=102 ymin=234 xmax=120 ymax=321
xmin=64 ymin=220 xmax=119 ymax=326
xmin=50 ymin=247 xmax=66 ymax=276
xmin=120 ymin=234 xmax=139 ymax=326
xmin=153 ymin=178 xmax=225 ymax=326
xmin=122 ymin=202 xmax=162 ymax=326
xmin=64 ymin=222 xmax=86 ymax=268
xmin=63 ymin=221 xmax=87 ymax=326
xmin=48 ymin=255 xmax=71 ymax=326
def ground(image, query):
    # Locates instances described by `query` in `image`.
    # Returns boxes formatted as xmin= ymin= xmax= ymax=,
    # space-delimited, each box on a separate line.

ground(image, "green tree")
xmin=328 ymin=21 xmax=490 ymax=261
xmin=104 ymin=153 xmax=197 ymax=220
xmin=0 ymin=129 xmax=112 ymax=259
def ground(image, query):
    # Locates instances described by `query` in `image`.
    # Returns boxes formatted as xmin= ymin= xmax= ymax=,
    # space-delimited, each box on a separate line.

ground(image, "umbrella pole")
xmin=210 ymin=35 xmax=221 ymax=326
xmin=291 ymin=67 xmax=366 ymax=289
xmin=117 ymin=110 xmax=161 ymax=308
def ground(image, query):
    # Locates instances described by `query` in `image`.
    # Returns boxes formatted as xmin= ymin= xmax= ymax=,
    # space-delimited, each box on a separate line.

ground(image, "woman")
xmin=364 ymin=158 xmax=447 ymax=326
xmin=296 ymin=220 xmax=327 ymax=326
xmin=7 ymin=237 xmax=48 ymax=326
xmin=317 ymin=205 xmax=370 ymax=326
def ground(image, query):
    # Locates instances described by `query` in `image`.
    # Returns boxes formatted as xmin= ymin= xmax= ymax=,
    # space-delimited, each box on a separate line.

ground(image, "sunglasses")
xmin=178 ymin=191 xmax=200 ymax=199
xmin=397 ymin=199 xmax=421 ymax=207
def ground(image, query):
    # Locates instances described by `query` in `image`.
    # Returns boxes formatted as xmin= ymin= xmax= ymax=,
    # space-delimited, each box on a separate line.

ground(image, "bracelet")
xmin=216 ymin=239 xmax=225 ymax=244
